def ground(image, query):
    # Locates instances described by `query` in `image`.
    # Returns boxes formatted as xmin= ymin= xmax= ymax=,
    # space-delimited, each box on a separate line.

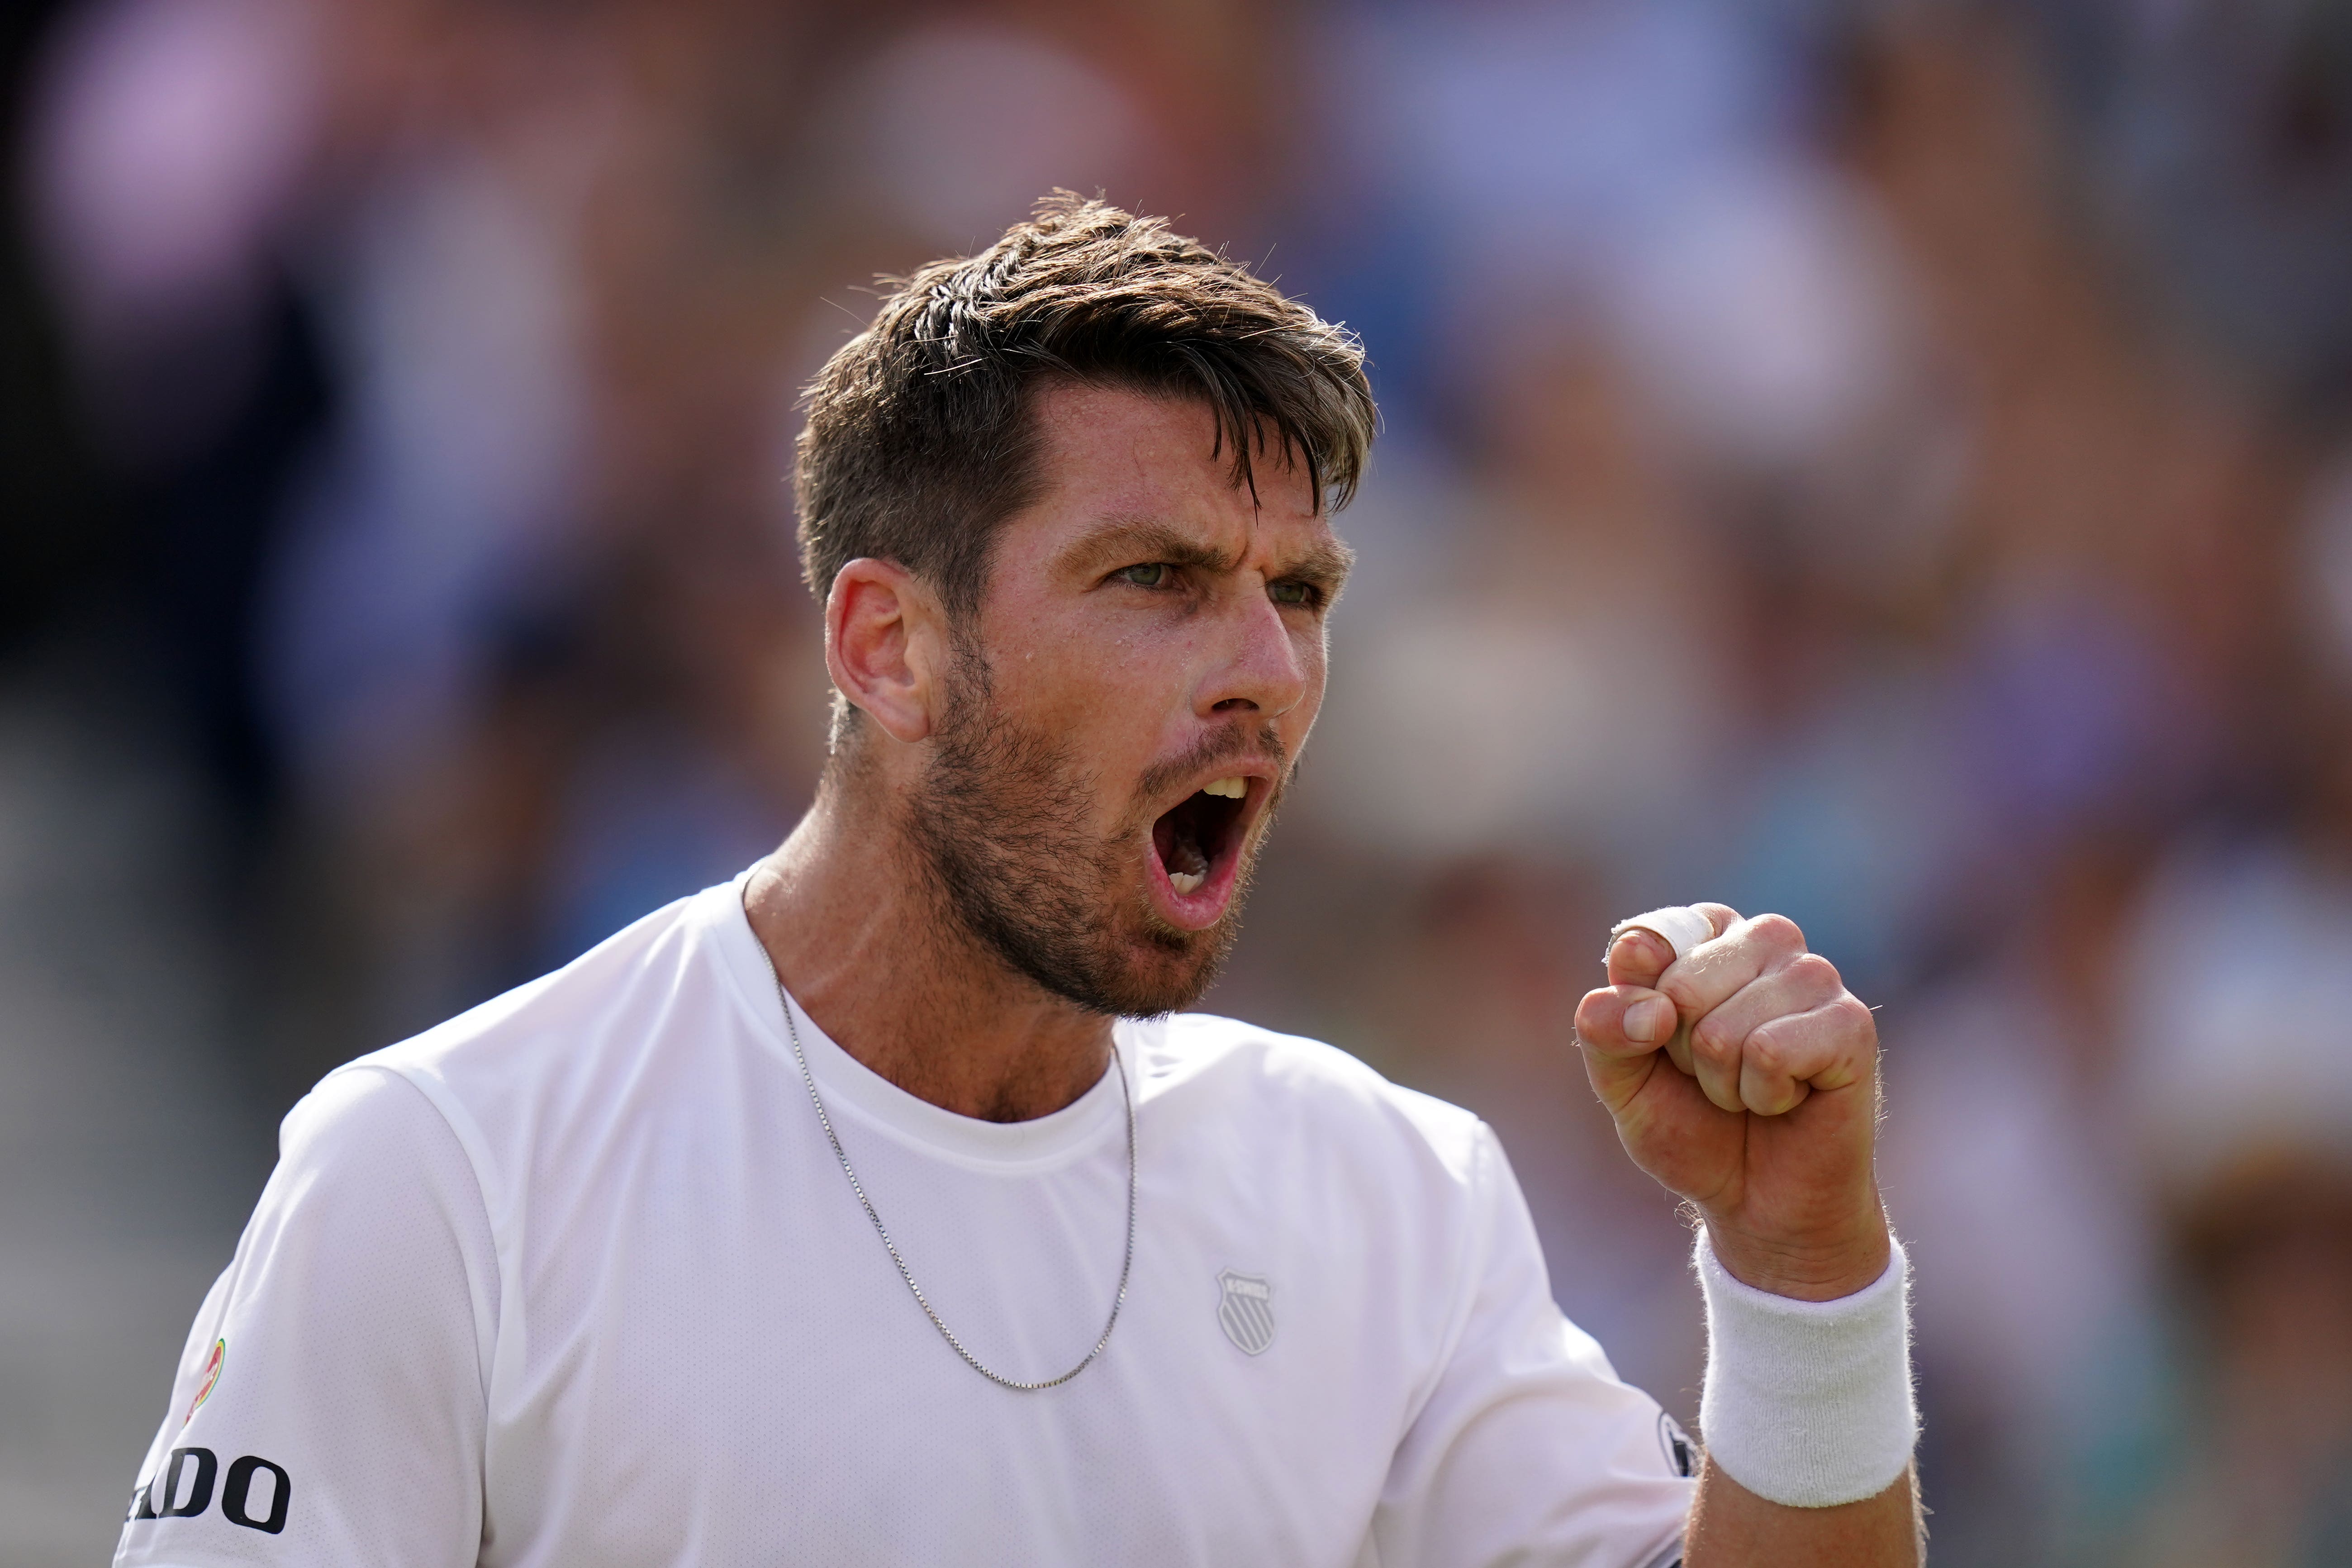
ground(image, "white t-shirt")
xmin=114 ymin=872 xmax=1696 ymax=1567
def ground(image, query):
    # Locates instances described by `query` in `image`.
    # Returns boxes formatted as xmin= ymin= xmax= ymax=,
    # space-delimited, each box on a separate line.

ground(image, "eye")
xmin=1269 ymin=579 xmax=1319 ymax=608
xmin=1117 ymin=563 xmax=1170 ymax=588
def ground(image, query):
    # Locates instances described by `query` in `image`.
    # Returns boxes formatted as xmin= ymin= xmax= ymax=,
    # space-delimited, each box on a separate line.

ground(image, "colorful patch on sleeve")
xmin=183 ymin=1340 xmax=225 ymax=1429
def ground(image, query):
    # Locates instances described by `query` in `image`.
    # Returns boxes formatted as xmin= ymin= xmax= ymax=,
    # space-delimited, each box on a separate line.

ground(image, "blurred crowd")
xmin=8 ymin=0 xmax=2352 ymax=1563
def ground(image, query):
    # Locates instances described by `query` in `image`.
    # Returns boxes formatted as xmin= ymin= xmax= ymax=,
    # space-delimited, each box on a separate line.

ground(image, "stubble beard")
xmin=902 ymin=649 xmax=1273 ymax=1018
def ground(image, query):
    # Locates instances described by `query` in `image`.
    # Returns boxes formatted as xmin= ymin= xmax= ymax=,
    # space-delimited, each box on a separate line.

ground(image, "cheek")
xmin=1286 ymin=633 xmax=1331 ymax=741
xmin=997 ymin=622 xmax=1190 ymax=761
xmin=1065 ymin=631 xmax=1178 ymax=711
xmin=1055 ymin=606 xmax=1184 ymax=698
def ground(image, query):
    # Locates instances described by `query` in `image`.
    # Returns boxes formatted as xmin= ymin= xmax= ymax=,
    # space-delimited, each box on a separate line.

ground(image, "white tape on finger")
xmin=1609 ymin=906 xmax=1715 ymax=963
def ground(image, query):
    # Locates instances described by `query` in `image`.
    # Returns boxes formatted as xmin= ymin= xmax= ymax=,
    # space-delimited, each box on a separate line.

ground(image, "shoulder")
xmin=352 ymin=883 xmax=728 ymax=1110
xmin=318 ymin=881 xmax=752 ymax=1207
xmin=1133 ymin=1011 xmax=1493 ymax=1188
xmin=282 ymin=1059 xmax=460 ymax=1169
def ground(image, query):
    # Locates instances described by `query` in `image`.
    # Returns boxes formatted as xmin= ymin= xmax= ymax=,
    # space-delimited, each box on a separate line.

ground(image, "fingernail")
xmin=1625 ymin=997 xmax=1670 ymax=1043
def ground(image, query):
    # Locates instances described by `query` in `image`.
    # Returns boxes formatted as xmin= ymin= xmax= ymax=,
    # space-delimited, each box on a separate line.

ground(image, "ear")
xmin=825 ymin=558 xmax=949 ymax=744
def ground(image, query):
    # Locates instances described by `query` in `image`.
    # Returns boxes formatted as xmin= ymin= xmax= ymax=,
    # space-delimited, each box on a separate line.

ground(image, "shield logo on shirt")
xmin=1216 ymin=1269 xmax=1274 ymax=1355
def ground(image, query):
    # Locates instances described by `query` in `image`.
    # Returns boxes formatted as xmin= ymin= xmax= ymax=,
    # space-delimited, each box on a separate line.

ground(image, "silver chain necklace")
xmin=770 ymin=979 xmax=1136 ymax=1391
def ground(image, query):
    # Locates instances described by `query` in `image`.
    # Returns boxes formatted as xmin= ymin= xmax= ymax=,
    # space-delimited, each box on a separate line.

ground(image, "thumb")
xmin=1574 ymin=983 xmax=1677 ymax=1113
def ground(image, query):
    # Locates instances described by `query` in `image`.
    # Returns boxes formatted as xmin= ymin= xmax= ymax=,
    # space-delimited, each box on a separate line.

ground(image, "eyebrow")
xmin=1287 ymin=536 xmax=1358 ymax=596
xmin=1062 ymin=516 xmax=1356 ymax=596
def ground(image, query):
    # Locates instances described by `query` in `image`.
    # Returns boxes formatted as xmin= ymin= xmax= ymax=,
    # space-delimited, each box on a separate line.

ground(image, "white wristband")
xmin=1696 ymin=1232 xmax=1917 ymax=1508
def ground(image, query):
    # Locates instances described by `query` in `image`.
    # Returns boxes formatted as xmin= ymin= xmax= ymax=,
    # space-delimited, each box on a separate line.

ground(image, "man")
xmin=116 ymin=196 xmax=1918 ymax=1566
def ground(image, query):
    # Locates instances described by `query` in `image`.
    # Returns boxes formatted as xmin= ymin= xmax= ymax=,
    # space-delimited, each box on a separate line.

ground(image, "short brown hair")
xmin=793 ymin=194 xmax=1377 ymax=621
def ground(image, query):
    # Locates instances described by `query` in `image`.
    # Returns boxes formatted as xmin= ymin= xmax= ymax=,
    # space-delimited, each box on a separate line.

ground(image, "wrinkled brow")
xmin=1061 ymin=516 xmax=1355 ymax=595
xmin=1286 ymin=536 xmax=1357 ymax=597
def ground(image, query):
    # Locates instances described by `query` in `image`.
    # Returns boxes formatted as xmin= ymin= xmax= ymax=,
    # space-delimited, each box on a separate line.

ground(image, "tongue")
xmin=1167 ymin=822 xmax=1209 ymax=880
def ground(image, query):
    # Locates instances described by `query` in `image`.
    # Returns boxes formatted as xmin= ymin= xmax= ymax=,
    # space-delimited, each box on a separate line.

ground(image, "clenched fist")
xmin=1575 ymin=904 xmax=1890 ymax=1302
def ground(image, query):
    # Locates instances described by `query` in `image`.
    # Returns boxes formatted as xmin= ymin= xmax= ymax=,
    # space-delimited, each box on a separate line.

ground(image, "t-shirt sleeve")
xmin=1370 ymin=1126 xmax=1696 ymax=1568
xmin=114 ymin=1064 xmax=495 ymax=1567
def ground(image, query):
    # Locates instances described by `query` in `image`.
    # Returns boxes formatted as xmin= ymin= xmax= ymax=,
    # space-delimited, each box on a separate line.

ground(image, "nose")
xmin=1197 ymin=584 xmax=1313 ymax=719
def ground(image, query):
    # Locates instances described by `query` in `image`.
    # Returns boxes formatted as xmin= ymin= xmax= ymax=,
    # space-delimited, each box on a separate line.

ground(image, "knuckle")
xmin=1696 ymin=902 xmax=1743 ymax=934
xmin=1835 ymin=993 xmax=1879 ymax=1043
xmin=1742 ymin=1031 xmax=1788 ymax=1077
xmin=1746 ymin=912 xmax=1806 ymax=953
xmin=1788 ymin=952 xmax=1842 ymax=992
xmin=1690 ymin=1016 xmax=1739 ymax=1063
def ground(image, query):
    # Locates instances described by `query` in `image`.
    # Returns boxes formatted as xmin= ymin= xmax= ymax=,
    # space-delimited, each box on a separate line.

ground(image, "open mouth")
xmin=1150 ymin=776 xmax=1251 ymax=903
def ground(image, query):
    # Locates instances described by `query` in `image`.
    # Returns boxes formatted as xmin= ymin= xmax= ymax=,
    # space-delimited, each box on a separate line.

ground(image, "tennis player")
xmin=115 ymin=197 xmax=1918 ymax=1566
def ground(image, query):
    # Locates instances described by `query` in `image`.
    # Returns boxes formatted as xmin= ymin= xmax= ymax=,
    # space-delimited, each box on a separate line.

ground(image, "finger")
xmin=1686 ymin=952 xmax=1848 ymax=1107
xmin=1685 ymin=1009 xmax=1747 ymax=1114
xmin=1575 ymin=984 xmax=1680 ymax=1060
xmin=1652 ymin=910 xmax=1807 ymax=1038
xmin=1663 ymin=1018 xmax=1696 ymax=1079
xmin=1604 ymin=927 xmax=1676 ymax=990
xmin=1737 ymin=995 xmax=1878 ymax=1115
xmin=1605 ymin=903 xmax=1739 ymax=988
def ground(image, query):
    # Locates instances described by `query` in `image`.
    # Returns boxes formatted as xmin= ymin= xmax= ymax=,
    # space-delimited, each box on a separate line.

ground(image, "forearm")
xmin=1684 ymin=1458 xmax=1921 ymax=1567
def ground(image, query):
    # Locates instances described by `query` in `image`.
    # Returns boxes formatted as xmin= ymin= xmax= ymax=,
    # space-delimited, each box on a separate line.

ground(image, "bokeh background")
xmin=7 ymin=0 xmax=2352 ymax=1562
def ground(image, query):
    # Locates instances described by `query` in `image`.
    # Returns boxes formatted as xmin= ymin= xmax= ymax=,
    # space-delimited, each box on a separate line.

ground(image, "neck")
xmin=743 ymin=773 xmax=1116 ymax=1122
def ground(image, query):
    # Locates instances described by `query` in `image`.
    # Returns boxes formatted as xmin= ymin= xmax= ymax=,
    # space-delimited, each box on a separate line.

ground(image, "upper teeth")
xmin=1202 ymin=778 xmax=1245 ymax=798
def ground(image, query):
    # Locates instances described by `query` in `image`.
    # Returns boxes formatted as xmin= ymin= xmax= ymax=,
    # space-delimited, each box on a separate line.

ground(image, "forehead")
xmin=1016 ymin=382 xmax=1326 ymax=546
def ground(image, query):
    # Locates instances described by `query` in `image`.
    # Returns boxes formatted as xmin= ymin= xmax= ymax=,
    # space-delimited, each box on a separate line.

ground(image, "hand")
xmin=1573 ymin=905 xmax=1889 ymax=1301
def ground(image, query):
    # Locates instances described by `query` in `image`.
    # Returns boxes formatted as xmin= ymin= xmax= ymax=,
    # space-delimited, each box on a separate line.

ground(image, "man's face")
xmin=904 ymin=383 xmax=1349 ymax=1016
